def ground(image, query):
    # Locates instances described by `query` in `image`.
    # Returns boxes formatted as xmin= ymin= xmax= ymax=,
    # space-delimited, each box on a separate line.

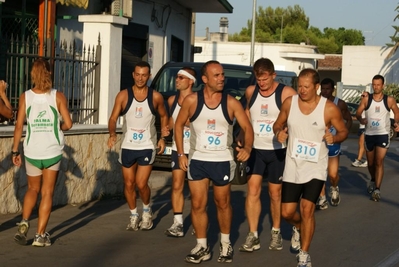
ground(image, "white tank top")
xmin=190 ymin=91 xmax=234 ymax=161
xmin=283 ymin=95 xmax=328 ymax=183
xmin=249 ymin=84 xmax=285 ymax=150
xmin=24 ymin=89 xmax=64 ymax=159
xmin=170 ymin=96 xmax=190 ymax=153
xmin=365 ymin=95 xmax=390 ymax=135
xmin=121 ymin=89 xmax=157 ymax=150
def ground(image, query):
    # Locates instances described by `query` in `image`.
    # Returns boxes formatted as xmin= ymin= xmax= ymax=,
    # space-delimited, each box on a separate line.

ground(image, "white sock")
xmin=197 ymin=238 xmax=207 ymax=248
xmin=143 ymin=203 xmax=151 ymax=212
xmin=220 ymin=233 xmax=230 ymax=244
xmin=174 ymin=214 xmax=183 ymax=224
xmin=252 ymin=231 xmax=258 ymax=238
xmin=130 ymin=208 xmax=138 ymax=216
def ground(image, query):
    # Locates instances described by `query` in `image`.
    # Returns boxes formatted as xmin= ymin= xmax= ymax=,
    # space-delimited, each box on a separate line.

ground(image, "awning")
xmin=56 ymin=0 xmax=89 ymax=9
xmin=280 ymin=52 xmax=325 ymax=60
xmin=174 ymin=0 xmax=233 ymax=13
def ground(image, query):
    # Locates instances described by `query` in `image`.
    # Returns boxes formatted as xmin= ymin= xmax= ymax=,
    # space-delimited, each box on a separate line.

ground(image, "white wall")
xmin=342 ymin=45 xmax=399 ymax=85
xmin=57 ymin=0 xmax=194 ymax=76
xmin=130 ymin=0 xmax=192 ymax=75
xmin=194 ymin=41 xmax=322 ymax=74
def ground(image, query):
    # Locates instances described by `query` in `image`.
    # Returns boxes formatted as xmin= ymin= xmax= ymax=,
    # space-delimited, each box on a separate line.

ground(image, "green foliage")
xmin=228 ymin=4 xmax=365 ymax=54
xmin=317 ymin=37 xmax=340 ymax=54
xmin=384 ymin=83 xmax=399 ymax=102
xmin=283 ymin=25 xmax=307 ymax=44
xmin=386 ymin=4 xmax=399 ymax=58
xmin=322 ymin=27 xmax=364 ymax=53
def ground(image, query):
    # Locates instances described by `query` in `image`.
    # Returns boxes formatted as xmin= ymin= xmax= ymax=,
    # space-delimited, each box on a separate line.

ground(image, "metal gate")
xmin=0 ymin=35 xmax=101 ymax=124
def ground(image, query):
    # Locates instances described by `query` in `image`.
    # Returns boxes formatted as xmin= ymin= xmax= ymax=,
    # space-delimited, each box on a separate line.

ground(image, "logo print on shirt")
xmin=135 ymin=106 xmax=143 ymax=118
xmin=312 ymin=122 xmax=318 ymax=126
xmin=260 ymin=104 xmax=268 ymax=116
xmin=37 ymin=110 xmax=47 ymax=118
xmin=207 ymin=119 xmax=216 ymax=130
xmin=375 ymin=106 xmax=380 ymax=113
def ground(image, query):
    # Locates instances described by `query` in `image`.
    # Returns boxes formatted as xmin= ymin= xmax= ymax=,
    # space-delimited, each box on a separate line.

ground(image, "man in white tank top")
xmin=164 ymin=67 xmax=196 ymax=237
xmin=352 ymin=93 xmax=368 ymax=168
xmin=174 ymin=61 xmax=254 ymax=264
xmin=108 ymin=61 xmax=169 ymax=231
xmin=356 ymin=74 xmax=399 ymax=202
xmin=273 ymin=69 xmax=348 ymax=267
xmin=316 ymin=78 xmax=352 ymax=210
xmin=238 ymin=58 xmax=297 ymax=253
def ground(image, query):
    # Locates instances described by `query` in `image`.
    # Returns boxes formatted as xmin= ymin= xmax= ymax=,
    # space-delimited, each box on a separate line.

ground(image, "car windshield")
xmin=152 ymin=65 xmax=255 ymax=100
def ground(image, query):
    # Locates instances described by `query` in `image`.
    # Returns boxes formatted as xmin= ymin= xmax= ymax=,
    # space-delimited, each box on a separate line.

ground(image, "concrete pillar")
xmin=78 ymin=15 xmax=128 ymax=124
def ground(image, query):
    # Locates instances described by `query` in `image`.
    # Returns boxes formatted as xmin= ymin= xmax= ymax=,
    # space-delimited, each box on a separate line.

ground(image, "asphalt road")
xmin=1 ymin=134 xmax=399 ymax=267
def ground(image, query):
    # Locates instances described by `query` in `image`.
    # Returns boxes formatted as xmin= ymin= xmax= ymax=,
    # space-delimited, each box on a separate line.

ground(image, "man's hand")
xmin=235 ymin=145 xmax=251 ymax=162
xmin=161 ymin=126 xmax=170 ymax=137
xmin=323 ymin=126 xmax=334 ymax=145
xmin=157 ymin=139 xmax=166 ymax=155
xmin=276 ymin=127 xmax=288 ymax=143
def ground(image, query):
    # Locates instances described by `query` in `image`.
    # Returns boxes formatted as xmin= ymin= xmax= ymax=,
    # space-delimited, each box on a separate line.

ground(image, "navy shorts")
xmin=171 ymin=150 xmax=188 ymax=171
xmin=365 ymin=134 xmax=390 ymax=151
xmin=282 ymin=179 xmax=325 ymax=204
xmin=119 ymin=148 xmax=155 ymax=168
xmin=188 ymin=159 xmax=236 ymax=186
xmin=246 ymin=148 xmax=286 ymax=184
xmin=328 ymin=143 xmax=341 ymax=157
xmin=357 ymin=128 xmax=365 ymax=136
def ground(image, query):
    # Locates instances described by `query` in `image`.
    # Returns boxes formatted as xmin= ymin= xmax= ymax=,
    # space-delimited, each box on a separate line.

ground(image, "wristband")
xmin=177 ymin=153 xmax=184 ymax=157
xmin=160 ymin=137 xmax=166 ymax=141
xmin=11 ymin=151 xmax=20 ymax=156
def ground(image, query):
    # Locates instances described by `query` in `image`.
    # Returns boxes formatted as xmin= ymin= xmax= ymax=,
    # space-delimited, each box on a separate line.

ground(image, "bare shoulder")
xmin=245 ymin=85 xmax=256 ymax=97
xmin=337 ymin=98 xmax=349 ymax=109
xmin=282 ymin=85 xmax=297 ymax=101
xmin=167 ymin=94 xmax=176 ymax=106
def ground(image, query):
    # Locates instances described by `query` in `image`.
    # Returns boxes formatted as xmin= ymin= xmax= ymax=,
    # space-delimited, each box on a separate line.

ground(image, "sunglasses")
xmin=176 ymin=75 xmax=189 ymax=80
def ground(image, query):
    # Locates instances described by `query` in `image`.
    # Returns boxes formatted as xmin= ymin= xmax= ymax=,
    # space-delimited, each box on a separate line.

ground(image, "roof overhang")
xmin=56 ymin=0 xmax=88 ymax=9
xmin=280 ymin=52 xmax=325 ymax=60
xmin=175 ymin=0 xmax=233 ymax=13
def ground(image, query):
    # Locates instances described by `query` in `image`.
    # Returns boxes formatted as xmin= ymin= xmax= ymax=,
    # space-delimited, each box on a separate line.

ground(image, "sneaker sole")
xmin=140 ymin=222 xmax=153 ymax=231
xmin=14 ymin=234 xmax=27 ymax=245
xmin=331 ymin=200 xmax=340 ymax=206
xmin=126 ymin=227 xmax=140 ymax=231
xmin=164 ymin=230 xmax=184 ymax=237
xmin=218 ymin=257 xmax=233 ymax=263
xmin=185 ymin=253 xmax=211 ymax=264
xmin=317 ymin=204 xmax=329 ymax=210
xmin=269 ymin=245 xmax=283 ymax=250
xmin=32 ymin=241 xmax=51 ymax=247
xmin=239 ymin=244 xmax=260 ymax=252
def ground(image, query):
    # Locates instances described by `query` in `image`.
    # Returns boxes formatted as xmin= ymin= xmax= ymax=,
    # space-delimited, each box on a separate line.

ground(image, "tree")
xmin=386 ymin=4 xmax=399 ymax=59
xmin=229 ymin=4 xmax=365 ymax=54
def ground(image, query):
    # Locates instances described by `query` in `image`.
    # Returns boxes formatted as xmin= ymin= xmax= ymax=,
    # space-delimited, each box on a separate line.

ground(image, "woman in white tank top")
xmin=12 ymin=58 xmax=72 ymax=247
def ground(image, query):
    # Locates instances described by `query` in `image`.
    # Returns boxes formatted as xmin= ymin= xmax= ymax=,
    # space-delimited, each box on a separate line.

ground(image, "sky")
xmin=195 ymin=0 xmax=399 ymax=46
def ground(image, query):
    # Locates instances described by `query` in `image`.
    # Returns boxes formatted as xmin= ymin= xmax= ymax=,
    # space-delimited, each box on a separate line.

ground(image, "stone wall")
xmin=0 ymin=127 xmax=124 ymax=214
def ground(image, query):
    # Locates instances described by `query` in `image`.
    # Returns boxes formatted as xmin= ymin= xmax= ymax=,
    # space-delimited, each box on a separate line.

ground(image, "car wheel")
xmin=390 ymin=126 xmax=397 ymax=139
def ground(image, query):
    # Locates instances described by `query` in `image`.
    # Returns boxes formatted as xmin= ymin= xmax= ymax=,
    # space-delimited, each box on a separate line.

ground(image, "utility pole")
xmin=250 ymin=0 xmax=256 ymax=66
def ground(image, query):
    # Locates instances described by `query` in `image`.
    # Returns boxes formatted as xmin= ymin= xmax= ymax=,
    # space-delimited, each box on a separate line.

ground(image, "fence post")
xmin=93 ymin=34 xmax=101 ymax=124
xmin=337 ymin=81 xmax=343 ymax=99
